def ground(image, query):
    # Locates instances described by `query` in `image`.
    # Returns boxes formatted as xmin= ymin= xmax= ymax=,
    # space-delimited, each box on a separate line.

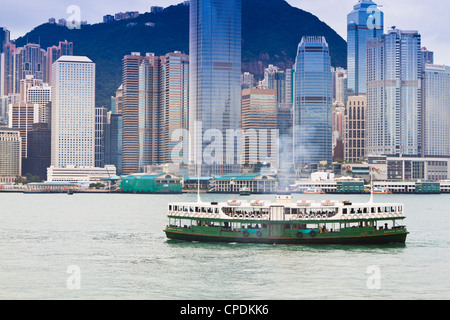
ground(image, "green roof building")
xmin=120 ymin=173 xmax=182 ymax=194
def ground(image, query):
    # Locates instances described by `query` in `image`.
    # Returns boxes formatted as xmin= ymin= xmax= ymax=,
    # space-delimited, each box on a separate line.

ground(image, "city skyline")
xmin=1 ymin=0 xmax=450 ymax=66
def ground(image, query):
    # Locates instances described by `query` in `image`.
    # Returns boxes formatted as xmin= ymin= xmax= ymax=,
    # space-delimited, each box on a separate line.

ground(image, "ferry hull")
xmin=164 ymin=229 xmax=408 ymax=245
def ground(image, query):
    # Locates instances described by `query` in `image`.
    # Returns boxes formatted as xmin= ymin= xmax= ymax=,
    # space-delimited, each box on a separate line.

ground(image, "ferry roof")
xmin=169 ymin=198 xmax=404 ymax=208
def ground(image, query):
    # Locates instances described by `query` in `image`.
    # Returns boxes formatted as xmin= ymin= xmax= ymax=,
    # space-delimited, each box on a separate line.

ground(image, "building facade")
xmin=422 ymin=64 xmax=450 ymax=157
xmin=160 ymin=51 xmax=189 ymax=164
xmin=343 ymin=96 xmax=366 ymax=162
xmin=189 ymin=0 xmax=242 ymax=175
xmin=366 ymin=29 xmax=422 ymax=157
xmin=0 ymin=128 xmax=22 ymax=178
xmin=241 ymin=89 xmax=278 ymax=166
xmin=51 ymin=56 xmax=96 ymax=168
xmin=26 ymin=83 xmax=52 ymax=124
xmin=293 ymin=36 xmax=333 ymax=166
xmin=8 ymin=102 xmax=39 ymax=158
xmin=347 ymin=0 xmax=384 ymax=96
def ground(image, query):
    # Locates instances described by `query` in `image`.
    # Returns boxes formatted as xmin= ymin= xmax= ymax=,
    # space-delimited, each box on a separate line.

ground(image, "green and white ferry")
xmin=164 ymin=192 xmax=409 ymax=245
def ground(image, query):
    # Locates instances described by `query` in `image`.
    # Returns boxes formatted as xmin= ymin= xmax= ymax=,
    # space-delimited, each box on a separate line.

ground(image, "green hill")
xmin=15 ymin=0 xmax=347 ymax=108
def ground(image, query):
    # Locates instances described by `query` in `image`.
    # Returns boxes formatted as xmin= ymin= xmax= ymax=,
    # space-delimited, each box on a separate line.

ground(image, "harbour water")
xmin=0 ymin=192 xmax=449 ymax=300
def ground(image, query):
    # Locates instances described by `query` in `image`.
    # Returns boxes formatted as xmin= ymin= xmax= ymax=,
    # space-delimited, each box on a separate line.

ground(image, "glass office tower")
xmin=189 ymin=0 xmax=242 ymax=175
xmin=366 ymin=29 xmax=422 ymax=157
xmin=347 ymin=0 xmax=383 ymax=96
xmin=293 ymin=36 xmax=333 ymax=166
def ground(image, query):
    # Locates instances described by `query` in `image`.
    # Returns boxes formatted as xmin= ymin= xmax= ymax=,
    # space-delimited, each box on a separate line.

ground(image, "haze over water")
xmin=0 ymin=192 xmax=449 ymax=299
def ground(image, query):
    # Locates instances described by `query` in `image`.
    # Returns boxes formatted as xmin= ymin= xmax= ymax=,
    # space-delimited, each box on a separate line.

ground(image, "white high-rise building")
xmin=422 ymin=64 xmax=450 ymax=157
xmin=367 ymin=29 xmax=422 ymax=157
xmin=51 ymin=56 xmax=96 ymax=168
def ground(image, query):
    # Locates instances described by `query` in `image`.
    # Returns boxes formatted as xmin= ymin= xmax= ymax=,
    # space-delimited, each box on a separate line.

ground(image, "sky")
xmin=1 ymin=0 xmax=449 ymax=65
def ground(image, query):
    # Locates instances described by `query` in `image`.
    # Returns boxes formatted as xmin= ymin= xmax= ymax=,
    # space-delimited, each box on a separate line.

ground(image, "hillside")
xmin=15 ymin=0 xmax=347 ymax=108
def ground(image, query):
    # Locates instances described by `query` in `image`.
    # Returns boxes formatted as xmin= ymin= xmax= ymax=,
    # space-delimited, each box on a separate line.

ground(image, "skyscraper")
xmin=366 ymin=29 xmax=422 ymax=157
xmin=14 ymin=44 xmax=47 ymax=91
xmin=343 ymin=96 xmax=366 ymax=162
xmin=422 ymin=64 xmax=450 ymax=157
xmin=0 ymin=27 xmax=10 ymax=53
xmin=1 ymin=42 xmax=17 ymax=96
xmin=241 ymin=89 xmax=278 ymax=165
xmin=347 ymin=0 xmax=383 ymax=96
xmin=293 ymin=36 xmax=333 ymax=166
xmin=51 ymin=56 xmax=96 ymax=168
xmin=189 ymin=0 xmax=242 ymax=175
xmin=160 ymin=51 xmax=189 ymax=164
xmin=138 ymin=54 xmax=161 ymax=168
xmin=0 ymin=128 xmax=22 ymax=181
xmin=121 ymin=53 xmax=142 ymax=174
xmin=121 ymin=51 xmax=189 ymax=174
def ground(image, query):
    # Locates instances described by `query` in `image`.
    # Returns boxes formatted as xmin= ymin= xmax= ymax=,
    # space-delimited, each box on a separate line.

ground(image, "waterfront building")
xmin=120 ymin=173 xmax=182 ymax=194
xmin=241 ymin=89 xmax=278 ymax=166
xmin=0 ymin=128 xmax=22 ymax=179
xmin=51 ymin=56 xmax=96 ymax=168
xmin=347 ymin=0 xmax=383 ymax=96
xmin=189 ymin=0 xmax=242 ymax=176
xmin=422 ymin=64 xmax=450 ymax=158
xmin=366 ymin=28 xmax=422 ymax=157
xmin=343 ymin=96 xmax=366 ymax=162
xmin=293 ymin=36 xmax=333 ymax=166
xmin=211 ymin=174 xmax=277 ymax=194
xmin=47 ymin=165 xmax=117 ymax=183
xmin=386 ymin=156 xmax=450 ymax=181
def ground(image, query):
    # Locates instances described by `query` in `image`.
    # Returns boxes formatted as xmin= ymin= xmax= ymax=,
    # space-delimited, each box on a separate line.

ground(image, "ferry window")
xmin=371 ymin=207 xmax=375 ymax=213
xmin=292 ymin=208 xmax=298 ymax=214
xmin=215 ymin=208 xmax=219 ymax=213
xmin=363 ymin=208 xmax=368 ymax=213
xmin=399 ymin=206 xmax=402 ymax=212
xmin=378 ymin=207 xmax=382 ymax=213
xmin=385 ymin=207 xmax=390 ymax=213
xmin=190 ymin=206 xmax=194 ymax=212
xmin=169 ymin=205 xmax=172 ymax=210
xmin=343 ymin=208 xmax=347 ymax=214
